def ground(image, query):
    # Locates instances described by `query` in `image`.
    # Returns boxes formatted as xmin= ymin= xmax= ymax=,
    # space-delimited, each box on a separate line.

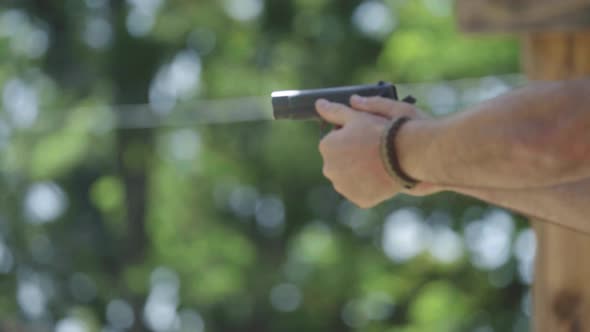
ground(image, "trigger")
xmin=402 ymin=95 xmax=417 ymax=104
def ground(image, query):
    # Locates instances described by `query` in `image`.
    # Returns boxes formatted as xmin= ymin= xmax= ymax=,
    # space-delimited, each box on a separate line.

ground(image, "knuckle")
xmin=322 ymin=165 xmax=331 ymax=178
xmin=318 ymin=139 xmax=328 ymax=154
xmin=353 ymin=198 xmax=365 ymax=207
xmin=332 ymin=183 xmax=344 ymax=195
xmin=355 ymin=200 xmax=371 ymax=209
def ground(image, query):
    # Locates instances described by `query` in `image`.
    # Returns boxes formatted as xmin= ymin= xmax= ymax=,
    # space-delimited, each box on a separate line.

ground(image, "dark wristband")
xmin=380 ymin=116 xmax=420 ymax=190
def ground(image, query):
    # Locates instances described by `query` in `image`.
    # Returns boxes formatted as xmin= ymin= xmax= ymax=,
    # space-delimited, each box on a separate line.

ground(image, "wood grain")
xmin=457 ymin=0 xmax=590 ymax=33
xmin=522 ymin=30 xmax=590 ymax=332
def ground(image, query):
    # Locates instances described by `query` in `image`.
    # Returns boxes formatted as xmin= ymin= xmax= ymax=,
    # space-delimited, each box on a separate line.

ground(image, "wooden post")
xmin=522 ymin=30 xmax=590 ymax=332
xmin=456 ymin=2 xmax=590 ymax=331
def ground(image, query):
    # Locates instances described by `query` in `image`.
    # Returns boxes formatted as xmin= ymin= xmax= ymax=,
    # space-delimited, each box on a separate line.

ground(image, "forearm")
xmin=399 ymin=79 xmax=590 ymax=189
xmin=448 ymin=179 xmax=590 ymax=234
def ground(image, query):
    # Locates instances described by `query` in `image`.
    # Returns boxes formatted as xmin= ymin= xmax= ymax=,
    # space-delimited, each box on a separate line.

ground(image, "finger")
xmin=315 ymin=99 xmax=357 ymax=126
xmin=350 ymin=95 xmax=394 ymax=114
xmin=350 ymin=95 xmax=411 ymax=118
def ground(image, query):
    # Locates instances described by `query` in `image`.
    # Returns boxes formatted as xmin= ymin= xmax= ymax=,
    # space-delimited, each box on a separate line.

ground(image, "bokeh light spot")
xmin=177 ymin=309 xmax=205 ymax=332
xmin=223 ymin=0 xmax=264 ymax=22
xmin=338 ymin=201 xmax=375 ymax=236
xmin=84 ymin=17 xmax=113 ymax=49
xmin=341 ymin=300 xmax=367 ymax=328
xmin=270 ymin=283 xmax=302 ymax=312
xmin=128 ymin=0 xmax=163 ymax=14
xmin=22 ymin=28 xmax=49 ymax=59
xmin=422 ymin=0 xmax=453 ymax=17
xmin=521 ymin=290 xmax=532 ymax=316
xmin=363 ymin=292 xmax=395 ymax=321
xmin=473 ymin=326 xmax=494 ymax=332
xmin=427 ymin=84 xmax=458 ymax=115
xmin=106 ymin=299 xmax=135 ymax=329
xmin=158 ymin=129 xmax=201 ymax=163
xmin=462 ymin=77 xmax=510 ymax=105
xmin=126 ymin=9 xmax=155 ymax=37
xmin=465 ymin=209 xmax=514 ymax=270
xmin=0 ymin=10 xmax=49 ymax=58
xmin=55 ymin=318 xmax=88 ymax=332
xmin=0 ymin=10 xmax=28 ymax=38
xmin=291 ymin=223 xmax=335 ymax=265
xmin=229 ymin=186 xmax=259 ymax=219
xmin=144 ymin=267 xmax=180 ymax=332
xmin=17 ymin=280 xmax=46 ymax=319
xmin=428 ymin=225 xmax=463 ymax=264
xmin=0 ymin=240 xmax=14 ymax=273
xmin=188 ymin=28 xmax=217 ymax=56
xmin=149 ymin=51 xmax=202 ymax=114
xmin=24 ymin=182 xmax=68 ymax=224
xmin=69 ymin=273 xmax=98 ymax=303
xmin=85 ymin=0 xmax=109 ymax=9
xmin=352 ymin=1 xmax=396 ymax=40
xmin=382 ymin=209 xmax=430 ymax=262
xmin=2 ymin=78 xmax=39 ymax=128
xmin=514 ymin=228 xmax=536 ymax=284
xmin=255 ymin=195 xmax=285 ymax=236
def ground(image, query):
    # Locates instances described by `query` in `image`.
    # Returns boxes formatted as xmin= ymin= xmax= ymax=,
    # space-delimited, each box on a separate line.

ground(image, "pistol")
xmin=271 ymin=81 xmax=414 ymax=120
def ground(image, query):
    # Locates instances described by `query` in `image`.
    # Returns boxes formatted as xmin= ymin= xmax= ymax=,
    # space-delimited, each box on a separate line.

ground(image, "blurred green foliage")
xmin=0 ymin=1 xmax=533 ymax=332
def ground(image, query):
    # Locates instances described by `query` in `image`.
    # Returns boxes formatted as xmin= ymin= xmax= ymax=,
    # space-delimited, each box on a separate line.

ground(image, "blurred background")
xmin=0 ymin=0 xmax=536 ymax=331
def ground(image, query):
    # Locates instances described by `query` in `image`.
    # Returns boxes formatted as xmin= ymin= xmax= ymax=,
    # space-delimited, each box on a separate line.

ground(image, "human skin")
xmin=395 ymin=79 xmax=590 ymax=189
xmin=316 ymin=79 xmax=590 ymax=232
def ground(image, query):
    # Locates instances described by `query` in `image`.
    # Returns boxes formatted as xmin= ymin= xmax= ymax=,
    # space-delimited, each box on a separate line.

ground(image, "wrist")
xmin=381 ymin=117 xmax=421 ymax=189
xmin=395 ymin=117 xmax=440 ymax=184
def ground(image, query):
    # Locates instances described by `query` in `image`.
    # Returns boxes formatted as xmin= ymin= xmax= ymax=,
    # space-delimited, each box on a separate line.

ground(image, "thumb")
xmin=315 ymin=99 xmax=356 ymax=126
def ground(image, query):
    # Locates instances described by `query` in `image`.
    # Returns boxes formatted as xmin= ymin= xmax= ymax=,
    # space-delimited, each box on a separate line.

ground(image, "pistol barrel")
xmin=271 ymin=82 xmax=398 ymax=120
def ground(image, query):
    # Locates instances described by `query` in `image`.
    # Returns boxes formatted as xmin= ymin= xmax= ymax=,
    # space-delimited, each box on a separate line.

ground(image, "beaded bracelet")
xmin=380 ymin=116 xmax=420 ymax=190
